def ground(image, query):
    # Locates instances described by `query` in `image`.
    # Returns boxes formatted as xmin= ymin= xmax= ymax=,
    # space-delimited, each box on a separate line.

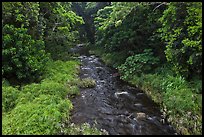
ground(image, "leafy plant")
xmin=158 ymin=2 xmax=202 ymax=79
xmin=41 ymin=2 xmax=84 ymax=60
xmin=44 ymin=60 xmax=80 ymax=84
xmin=118 ymin=49 xmax=159 ymax=79
xmin=2 ymin=24 xmax=49 ymax=82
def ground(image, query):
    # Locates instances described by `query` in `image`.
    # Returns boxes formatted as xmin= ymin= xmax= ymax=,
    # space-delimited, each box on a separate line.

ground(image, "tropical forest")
xmin=2 ymin=2 xmax=202 ymax=135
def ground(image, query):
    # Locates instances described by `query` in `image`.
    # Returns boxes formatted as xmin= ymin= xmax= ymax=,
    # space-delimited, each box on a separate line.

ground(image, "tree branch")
xmin=153 ymin=2 xmax=169 ymax=11
xmin=52 ymin=22 xmax=63 ymax=32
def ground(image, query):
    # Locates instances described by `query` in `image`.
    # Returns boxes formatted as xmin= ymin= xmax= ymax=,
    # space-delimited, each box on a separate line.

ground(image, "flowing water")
xmin=69 ymin=44 xmax=177 ymax=135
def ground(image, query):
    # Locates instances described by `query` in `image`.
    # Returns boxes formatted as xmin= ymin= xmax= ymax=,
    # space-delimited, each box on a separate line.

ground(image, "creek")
xmin=70 ymin=44 xmax=177 ymax=135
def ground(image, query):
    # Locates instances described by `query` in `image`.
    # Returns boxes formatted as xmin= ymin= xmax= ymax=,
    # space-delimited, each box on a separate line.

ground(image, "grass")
xmin=122 ymin=68 xmax=202 ymax=135
xmin=2 ymin=95 xmax=73 ymax=135
xmin=78 ymin=78 xmax=96 ymax=88
xmin=2 ymin=85 xmax=20 ymax=113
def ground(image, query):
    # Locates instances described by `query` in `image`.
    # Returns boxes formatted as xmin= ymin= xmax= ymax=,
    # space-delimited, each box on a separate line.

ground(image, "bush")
xmin=162 ymin=76 xmax=199 ymax=113
xmin=17 ymin=81 xmax=80 ymax=105
xmin=2 ymin=95 xmax=72 ymax=135
xmin=158 ymin=2 xmax=202 ymax=79
xmin=118 ymin=49 xmax=159 ymax=79
xmin=162 ymin=76 xmax=202 ymax=135
xmin=2 ymin=78 xmax=11 ymax=86
xmin=2 ymin=24 xmax=49 ymax=82
xmin=189 ymin=78 xmax=202 ymax=94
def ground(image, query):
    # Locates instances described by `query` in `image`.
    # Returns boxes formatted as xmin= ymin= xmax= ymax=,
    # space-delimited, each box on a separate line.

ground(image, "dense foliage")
xmin=158 ymin=2 xmax=202 ymax=79
xmin=94 ymin=2 xmax=202 ymax=81
xmin=90 ymin=2 xmax=202 ymax=135
xmin=40 ymin=2 xmax=84 ymax=60
xmin=2 ymin=2 xmax=104 ymax=135
xmin=2 ymin=1 xmax=202 ymax=135
xmin=2 ymin=59 xmax=104 ymax=135
xmin=2 ymin=24 xmax=49 ymax=82
xmin=94 ymin=2 xmax=165 ymax=58
xmin=2 ymin=2 xmax=84 ymax=83
xmin=2 ymin=60 xmax=79 ymax=134
xmin=3 ymin=95 xmax=73 ymax=135
xmin=118 ymin=49 xmax=159 ymax=79
xmin=2 ymin=85 xmax=20 ymax=112
xmin=2 ymin=2 xmax=48 ymax=83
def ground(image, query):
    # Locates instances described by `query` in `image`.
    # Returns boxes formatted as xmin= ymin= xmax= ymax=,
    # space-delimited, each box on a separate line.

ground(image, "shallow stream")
xmin=70 ymin=44 xmax=177 ymax=135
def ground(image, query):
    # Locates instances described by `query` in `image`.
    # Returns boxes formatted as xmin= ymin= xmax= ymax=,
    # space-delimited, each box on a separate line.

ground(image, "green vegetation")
xmin=78 ymin=78 xmax=96 ymax=88
xmin=90 ymin=2 xmax=202 ymax=135
xmin=41 ymin=2 xmax=84 ymax=61
xmin=2 ymin=23 xmax=49 ymax=83
xmin=2 ymin=2 xmax=102 ymax=135
xmin=2 ymin=85 xmax=20 ymax=113
xmin=2 ymin=60 xmax=77 ymax=134
xmin=126 ymin=68 xmax=202 ymax=135
xmin=118 ymin=49 xmax=160 ymax=79
xmin=158 ymin=2 xmax=202 ymax=79
xmin=2 ymin=60 xmax=104 ymax=135
xmin=2 ymin=2 xmax=84 ymax=84
xmin=2 ymin=1 xmax=202 ymax=135
xmin=3 ymin=95 xmax=73 ymax=135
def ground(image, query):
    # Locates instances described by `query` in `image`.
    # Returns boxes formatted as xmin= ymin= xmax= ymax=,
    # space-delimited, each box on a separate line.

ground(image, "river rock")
xmin=136 ymin=112 xmax=146 ymax=119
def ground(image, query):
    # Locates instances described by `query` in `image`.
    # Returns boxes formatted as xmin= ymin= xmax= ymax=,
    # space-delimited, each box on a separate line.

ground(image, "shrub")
xmin=16 ymin=60 xmax=81 ymax=105
xmin=101 ymin=51 xmax=128 ymax=68
xmin=189 ymin=78 xmax=202 ymax=94
xmin=158 ymin=2 xmax=202 ymax=79
xmin=2 ymin=24 xmax=49 ymax=82
xmin=162 ymin=80 xmax=202 ymax=135
xmin=2 ymin=78 xmax=10 ymax=86
xmin=118 ymin=49 xmax=159 ymax=79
